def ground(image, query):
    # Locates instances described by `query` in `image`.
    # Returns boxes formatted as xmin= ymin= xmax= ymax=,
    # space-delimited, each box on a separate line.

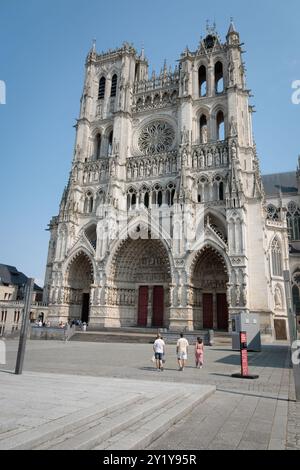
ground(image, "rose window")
xmin=138 ymin=121 xmax=175 ymax=155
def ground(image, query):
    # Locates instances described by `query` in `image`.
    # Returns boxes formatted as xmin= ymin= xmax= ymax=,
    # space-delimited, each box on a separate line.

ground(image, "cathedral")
xmin=43 ymin=22 xmax=297 ymax=340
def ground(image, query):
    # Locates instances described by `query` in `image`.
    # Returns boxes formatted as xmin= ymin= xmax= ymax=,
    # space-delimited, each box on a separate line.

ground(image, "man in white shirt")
xmin=176 ymin=333 xmax=189 ymax=371
xmin=153 ymin=334 xmax=166 ymax=371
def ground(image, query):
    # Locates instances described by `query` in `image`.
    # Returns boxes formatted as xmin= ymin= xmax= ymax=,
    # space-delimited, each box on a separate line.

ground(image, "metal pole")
xmin=15 ymin=278 xmax=34 ymax=375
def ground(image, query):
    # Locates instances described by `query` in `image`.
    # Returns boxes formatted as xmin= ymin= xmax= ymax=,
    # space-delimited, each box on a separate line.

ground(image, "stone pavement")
xmin=1 ymin=339 xmax=299 ymax=450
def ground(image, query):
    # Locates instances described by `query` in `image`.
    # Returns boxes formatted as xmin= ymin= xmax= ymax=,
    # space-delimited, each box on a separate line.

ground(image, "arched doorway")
xmin=110 ymin=237 xmax=171 ymax=327
xmin=192 ymin=246 xmax=229 ymax=330
xmin=65 ymin=252 xmax=94 ymax=323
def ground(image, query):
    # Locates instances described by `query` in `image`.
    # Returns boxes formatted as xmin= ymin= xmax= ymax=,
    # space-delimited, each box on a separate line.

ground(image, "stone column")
xmin=147 ymin=286 xmax=153 ymax=327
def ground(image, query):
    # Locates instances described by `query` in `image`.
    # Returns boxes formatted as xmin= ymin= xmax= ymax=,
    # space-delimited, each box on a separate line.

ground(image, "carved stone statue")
xmin=230 ymin=118 xmax=238 ymax=137
xmin=201 ymin=125 xmax=208 ymax=144
xmin=231 ymin=145 xmax=237 ymax=160
xmin=228 ymin=60 xmax=235 ymax=86
xmin=207 ymin=149 xmax=213 ymax=167
xmin=274 ymin=286 xmax=283 ymax=310
xmin=235 ymin=283 xmax=241 ymax=306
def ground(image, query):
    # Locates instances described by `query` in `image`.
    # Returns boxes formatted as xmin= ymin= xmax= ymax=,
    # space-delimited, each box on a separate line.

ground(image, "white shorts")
xmin=177 ymin=352 xmax=187 ymax=360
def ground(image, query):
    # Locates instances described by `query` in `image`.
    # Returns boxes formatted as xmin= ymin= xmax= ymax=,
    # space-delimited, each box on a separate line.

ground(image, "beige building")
xmin=0 ymin=264 xmax=46 ymax=336
xmin=43 ymin=22 xmax=295 ymax=340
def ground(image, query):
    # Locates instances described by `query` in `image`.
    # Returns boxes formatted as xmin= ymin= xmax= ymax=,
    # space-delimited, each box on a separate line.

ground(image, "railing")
xmin=191 ymin=141 xmax=229 ymax=171
xmin=0 ymin=300 xmax=48 ymax=307
xmin=126 ymin=150 xmax=178 ymax=180
xmin=133 ymin=72 xmax=180 ymax=94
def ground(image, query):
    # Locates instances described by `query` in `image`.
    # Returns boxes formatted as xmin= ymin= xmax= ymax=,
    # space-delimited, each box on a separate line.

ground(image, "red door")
xmin=217 ymin=293 xmax=229 ymax=330
xmin=138 ymin=286 xmax=148 ymax=326
xmin=152 ymin=286 xmax=164 ymax=327
xmin=203 ymin=294 xmax=213 ymax=329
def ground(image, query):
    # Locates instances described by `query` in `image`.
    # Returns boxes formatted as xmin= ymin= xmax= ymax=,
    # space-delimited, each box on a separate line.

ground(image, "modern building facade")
xmin=43 ymin=22 xmax=294 ymax=339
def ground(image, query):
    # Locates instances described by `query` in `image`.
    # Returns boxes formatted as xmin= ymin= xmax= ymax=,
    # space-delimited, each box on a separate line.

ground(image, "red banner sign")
xmin=240 ymin=331 xmax=249 ymax=377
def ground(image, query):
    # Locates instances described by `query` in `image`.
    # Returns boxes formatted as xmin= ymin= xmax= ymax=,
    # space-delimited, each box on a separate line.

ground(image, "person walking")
xmin=176 ymin=333 xmax=189 ymax=371
xmin=153 ymin=334 xmax=166 ymax=371
xmin=195 ymin=337 xmax=204 ymax=368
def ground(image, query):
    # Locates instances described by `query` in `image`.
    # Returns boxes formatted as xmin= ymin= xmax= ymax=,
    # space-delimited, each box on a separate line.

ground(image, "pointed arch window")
xmin=111 ymin=74 xmax=118 ymax=97
xmin=219 ymin=181 xmax=224 ymax=201
xmin=152 ymin=184 xmax=163 ymax=207
xmin=95 ymin=133 xmax=101 ymax=159
xmin=167 ymin=183 xmax=176 ymax=207
xmin=292 ymin=271 xmax=300 ymax=314
xmin=287 ymin=201 xmax=300 ymax=241
xmin=200 ymin=114 xmax=208 ymax=144
xmin=217 ymin=111 xmax=225 ymax=141
xmin=98 ymin=77 xmax=106 ymax=99
xmin=271 ymin=238 xmax=283 ymax=277
xmin=108 ymin=130 xmax=113 ymax=156
xmin=144 ymin=192 xmax=149 ymax=208
xmin=198 ymin=65 xmax=207 ymax=97
xmin=84 ymin=192 xmax=94 ymax=214
xmin=127 ymin=188 xmax=137 ymax=210
xmin=215 ymin=61 xmax=224 ymax=94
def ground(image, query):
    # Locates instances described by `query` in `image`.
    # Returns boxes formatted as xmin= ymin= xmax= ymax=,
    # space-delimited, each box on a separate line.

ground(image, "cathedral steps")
xmin=69 ymin=328 xmax=232 ymax=345
xmin=0 ymin=394 xmax=141 ymax=450
xmin=0 ymin=384 xmax=215 ymax=450
xmin=95 ymin=387 xmax=215 ymax=450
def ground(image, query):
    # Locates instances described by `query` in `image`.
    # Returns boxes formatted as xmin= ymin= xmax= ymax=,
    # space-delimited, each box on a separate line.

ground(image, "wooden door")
xmin=137 ymin=286 xmax=148 ymax=326
xmin=203 ymin=293 xmax=213 ymax=329
xmin=152 ymin=286 xmax=164 ymax=327
xmin=274 ymin=319 xmax=287 ymax=340
xmin=217 ymin=293 xmax=229 ymax=330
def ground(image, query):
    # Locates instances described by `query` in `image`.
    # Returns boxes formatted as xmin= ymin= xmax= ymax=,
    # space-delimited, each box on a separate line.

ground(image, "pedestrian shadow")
xmin=0 ymin=368 xmax=15 ymax=375
xmin=215 ymin=351 xmax=289 ymax=369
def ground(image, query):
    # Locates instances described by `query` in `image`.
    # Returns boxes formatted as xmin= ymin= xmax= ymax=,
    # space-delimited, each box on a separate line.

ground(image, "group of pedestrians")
xmin=153 ymin=333 xmax=204 ymax=371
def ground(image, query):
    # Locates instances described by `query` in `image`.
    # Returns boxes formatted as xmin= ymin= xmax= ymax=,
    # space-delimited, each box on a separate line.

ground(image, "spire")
xmin=92 ymin=38 xmax=96 ymax=53
xmin=228 ymin=17 xmax=237 ymax=34
xmin=141 ymin=43 xmax=145 ymax=60
xmin=163 ymin=59 xmax=167 ymax=76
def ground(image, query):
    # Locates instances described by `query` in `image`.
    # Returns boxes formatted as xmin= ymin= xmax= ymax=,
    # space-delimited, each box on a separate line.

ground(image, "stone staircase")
xmin=0 ymin=385 xmax=215 ymax=450
xmin=70 ymin=327 xmax=231 ymax=346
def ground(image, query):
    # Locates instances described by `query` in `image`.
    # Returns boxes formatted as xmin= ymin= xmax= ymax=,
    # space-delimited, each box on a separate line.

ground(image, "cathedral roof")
xmin=0 ymin=264 xmax=42 ymax=290
xmin=262 ymin=172 xmax=298 ymax=196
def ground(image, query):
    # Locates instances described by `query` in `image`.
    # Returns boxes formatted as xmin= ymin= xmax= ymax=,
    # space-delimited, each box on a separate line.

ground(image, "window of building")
xmin=95 ymin=133 xmax=101 ymax=159
xmin=167 ymin=183 xmax=176 ymax=207
xmin=215 ymin=61 xmax=224 ymax=94
xmin=84 ymin=192 xmax=94 ymax=213
xmin=271 ymin=238 xmax=283 ymax=277
xmin=267 ymin=204 xmax=279 ymax=221
xmin=287 ymin=201 xmax=300 ymax=241
xmin=108 ymin=130 xmax=113 ymax=156
xmin=198 ymin=65 xmax=207 ymax=97
xmin=200 ymin=114 xmax=208 ymax=143
xmin=216 ymin=111 xmax=225 ymax=141
xmin=98 ymin=77 xmax=106 ymax=99
xmin=219 ymin=181 xmax=224 ymax=201
xmin=110 ymin=74 xmax=117 ymax=97
xmin=127 ymin=188 xmax=137 ymax=210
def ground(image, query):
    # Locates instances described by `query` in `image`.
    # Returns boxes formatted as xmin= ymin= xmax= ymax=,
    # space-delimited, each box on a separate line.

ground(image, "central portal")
xmin=111 ymin=237 xmax=171 ymax=328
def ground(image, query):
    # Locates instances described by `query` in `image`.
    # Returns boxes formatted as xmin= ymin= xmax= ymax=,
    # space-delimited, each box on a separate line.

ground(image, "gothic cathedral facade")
xmin=43 ymin=23 xmax=290 ymax=338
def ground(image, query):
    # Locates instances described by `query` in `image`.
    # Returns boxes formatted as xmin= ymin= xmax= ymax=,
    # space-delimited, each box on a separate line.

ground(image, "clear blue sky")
xmin=0 ymin=0 xmax=299 ymax=285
